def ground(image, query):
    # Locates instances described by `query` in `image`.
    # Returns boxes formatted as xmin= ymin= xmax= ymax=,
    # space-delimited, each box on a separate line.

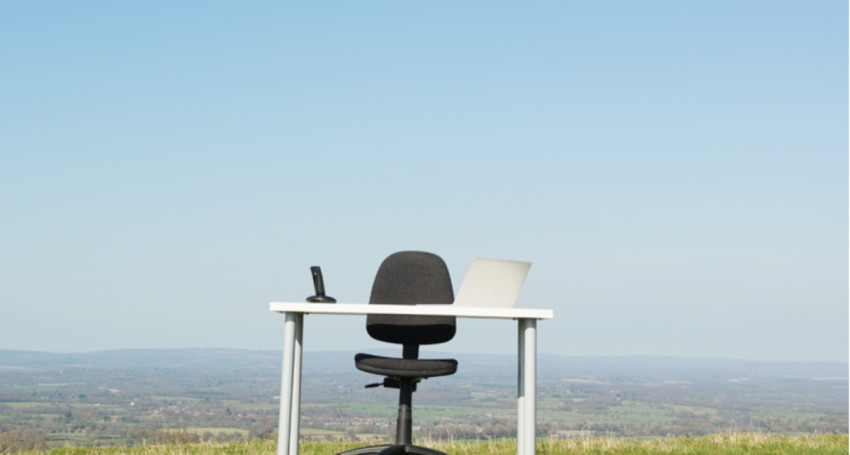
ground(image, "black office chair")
xmin=336 ymin=251 xmax=458 ymax=455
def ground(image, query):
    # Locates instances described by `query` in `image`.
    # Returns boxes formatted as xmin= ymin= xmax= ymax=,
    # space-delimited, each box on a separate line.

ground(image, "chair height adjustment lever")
xmin=364 ymin=377 xmax=403 ymax=389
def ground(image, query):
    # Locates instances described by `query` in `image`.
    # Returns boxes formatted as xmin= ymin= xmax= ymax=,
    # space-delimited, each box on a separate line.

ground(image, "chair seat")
xmin=355 ymin=353 xmax=458 ymax=378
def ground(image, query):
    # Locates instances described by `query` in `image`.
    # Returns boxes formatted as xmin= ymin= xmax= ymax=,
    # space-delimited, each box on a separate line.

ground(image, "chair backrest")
xmin=367 ymin=251 xmax=456 ymax=350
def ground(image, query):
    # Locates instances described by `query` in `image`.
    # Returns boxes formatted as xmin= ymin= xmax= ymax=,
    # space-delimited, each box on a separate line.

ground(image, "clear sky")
xmin=1 ymin=2 xmax=846 ymax=362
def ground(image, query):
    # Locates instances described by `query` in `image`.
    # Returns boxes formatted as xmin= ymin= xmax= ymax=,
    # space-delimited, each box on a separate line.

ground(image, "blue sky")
xmin=1 ymin=2 xmax=846 ymax=362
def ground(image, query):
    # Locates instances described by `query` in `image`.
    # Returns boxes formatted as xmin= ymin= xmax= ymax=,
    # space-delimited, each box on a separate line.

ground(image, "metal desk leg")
xmin=517 ymin=318 xmax=537 ymax=455
xmin=288 ymin=313 xmax=304 ymax=455
xmin=278 ymin=312 xmax=298 ymax=455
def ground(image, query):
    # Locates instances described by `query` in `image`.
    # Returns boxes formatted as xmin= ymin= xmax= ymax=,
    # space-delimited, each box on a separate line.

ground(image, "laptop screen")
xmin=453 ymin=258 xmax=531 ymax=308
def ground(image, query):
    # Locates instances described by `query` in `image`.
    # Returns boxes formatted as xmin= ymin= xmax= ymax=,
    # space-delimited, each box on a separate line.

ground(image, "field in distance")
xmin=0 ymin=349 xmax=846 ymax=450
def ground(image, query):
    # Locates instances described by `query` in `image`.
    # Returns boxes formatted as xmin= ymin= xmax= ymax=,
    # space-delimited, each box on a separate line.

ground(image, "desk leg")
xmin=278 ymin=312 xmax=298 ymax=455
xmin=517 ymin=318 xmax=537 ymax=455
xmin=288 ymin=313 xmax=304 ymax=455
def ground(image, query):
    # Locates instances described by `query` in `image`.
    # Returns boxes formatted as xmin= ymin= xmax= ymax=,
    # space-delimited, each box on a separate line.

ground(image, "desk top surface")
xmin=269 ymin=302 xmax=553 ymax=320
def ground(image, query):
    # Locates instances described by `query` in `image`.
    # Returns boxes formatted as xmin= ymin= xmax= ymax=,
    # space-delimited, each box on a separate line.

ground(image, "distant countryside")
xmin=0 ymin=349 xmax=846 ymax=452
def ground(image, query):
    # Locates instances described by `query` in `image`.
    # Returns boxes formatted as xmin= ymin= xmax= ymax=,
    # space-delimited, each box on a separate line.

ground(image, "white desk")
xmin=269 ymin=302 xmax=554 ymax=455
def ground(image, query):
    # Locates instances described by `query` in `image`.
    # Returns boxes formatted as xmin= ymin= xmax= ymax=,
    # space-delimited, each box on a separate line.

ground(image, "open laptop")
xmin=453 ymin=258 xmax=532 ymax=308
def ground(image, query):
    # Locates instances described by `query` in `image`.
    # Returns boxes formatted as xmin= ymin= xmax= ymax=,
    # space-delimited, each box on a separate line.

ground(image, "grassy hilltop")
xmin=12 ymin=434 xmax=850 ymax=455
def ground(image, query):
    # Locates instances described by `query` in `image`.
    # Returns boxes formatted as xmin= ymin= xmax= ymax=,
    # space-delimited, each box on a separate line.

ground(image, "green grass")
xmin=662 ymin=404 xmax=717 ymax=416
xmin=4 ymin=402 xmax=47 ymax=408
xmin=14 ymin=434 xmax=849 ymax=455
xmin=180 ymin=428 xmax=250 ymax=437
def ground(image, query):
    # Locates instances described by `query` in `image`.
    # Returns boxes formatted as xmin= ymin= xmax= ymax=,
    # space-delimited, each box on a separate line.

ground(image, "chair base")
xmin=335 ymin=443 xmax=449 ymax=455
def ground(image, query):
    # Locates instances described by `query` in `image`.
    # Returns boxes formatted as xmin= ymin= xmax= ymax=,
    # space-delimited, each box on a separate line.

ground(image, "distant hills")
xmin=0 ymin=349 xmax=845 ymax=384
xmin=0 ymin=348 xmax=282 ymax=370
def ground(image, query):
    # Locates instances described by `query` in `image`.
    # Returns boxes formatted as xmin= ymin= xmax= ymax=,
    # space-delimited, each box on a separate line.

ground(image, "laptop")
xmin=453 ymin=258 xmax=532 ymax=308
